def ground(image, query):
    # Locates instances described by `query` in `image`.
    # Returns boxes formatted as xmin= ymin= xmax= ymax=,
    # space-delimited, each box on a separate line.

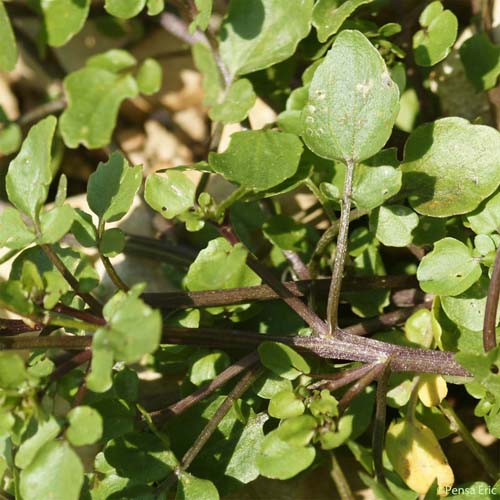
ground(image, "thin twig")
xmin=283 ymin=250 xmax=311 ymax=280
xmin=330 ymin=452 xmax=355 ymax=500
xmin=338 ymin=362 xmax=385 ymax=415
xmin=308 ymin=362 xmax=380 ymax=391
xmin=156 ymin=365 xmax=262 ymax=495
xmin=327 ymin=159 xmax=356 ymax=332
xmin=40 ymin=244 xmax=102 ymax=314
xmin=150 ymin=351 xmax=259 ymax=422
xmin=440 ymin=400 xmax=500 ymax=481
xmin=373 ymin=358 xmax=392 ymax=485
xmin=483 ymin=245 xmax=500 ymax=351
xmin=141 ymin=275 xmax=418 ymax=310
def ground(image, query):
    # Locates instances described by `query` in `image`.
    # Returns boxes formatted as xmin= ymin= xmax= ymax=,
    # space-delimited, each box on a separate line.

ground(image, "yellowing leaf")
xmin=386 ymin=419 xmax=454 ymax=495
xmin=417 ymin=374 xmax=448 ymax=407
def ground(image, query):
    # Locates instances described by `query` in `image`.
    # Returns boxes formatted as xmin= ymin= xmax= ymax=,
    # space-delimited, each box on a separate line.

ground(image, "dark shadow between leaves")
xmin=219 ymin=0 xmax=265 ymax=41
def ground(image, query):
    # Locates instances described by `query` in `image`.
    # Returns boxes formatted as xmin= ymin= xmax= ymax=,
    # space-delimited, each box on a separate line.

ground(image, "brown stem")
xmin=330 ymin=453 xmax=355 ymax=500
xmin=141 ymin=275 xmax=417 ymax=310
xmin=49 ymin=350 xmax=92 ymax=383
xmin=327 ymin=159 xmax=355 ymax=332
xmin=0 ymin=318 xmax=42 ymax=335
xmin=338 ymin=362 xmax=385 ymax=416
xmin=483 ymin=245 xmax=500 ymax=351
xmin=157 ymin=365 xmax=262 ymax=494
xmin=150 ymin=351 xmax=259 ymax=422
xmin=283 ymin=250 xmax=311 ymax=280
xmin=308 ymin=362 xmax=381 ymax=392
xmin=218 ymin=224 xmax=329 ymax=337
xmin=40 ymin=244 xmax=102 ymax=314
xmin=373 ymin=358 xmax=392 ymax=485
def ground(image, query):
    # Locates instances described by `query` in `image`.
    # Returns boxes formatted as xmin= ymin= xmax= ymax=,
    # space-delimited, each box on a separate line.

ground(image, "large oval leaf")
xmin=208 ymin=130 xmax=303 ymax=191
xmin=401 ymin=117 xmax=500 ymax=217
xmin=220 ymin=0 xmax=313 ymax=76
xmin=301 ymin=30 xmax=399 ymax=163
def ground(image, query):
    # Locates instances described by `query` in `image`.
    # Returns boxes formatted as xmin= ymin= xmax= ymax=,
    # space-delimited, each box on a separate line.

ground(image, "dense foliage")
xmin=0 ymin=0 xmax=500 ymax=498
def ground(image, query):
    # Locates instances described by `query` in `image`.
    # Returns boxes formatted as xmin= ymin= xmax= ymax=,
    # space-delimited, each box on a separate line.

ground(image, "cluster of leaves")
xmin=1 ymin=0 xmax=500 ymax=499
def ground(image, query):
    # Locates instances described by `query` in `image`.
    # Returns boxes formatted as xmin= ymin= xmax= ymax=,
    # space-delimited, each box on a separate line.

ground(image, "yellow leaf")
xmin=418 ymin=374 xmax=448 ymax=407
xmin=386 ymin=419 xmax=454 ymax=495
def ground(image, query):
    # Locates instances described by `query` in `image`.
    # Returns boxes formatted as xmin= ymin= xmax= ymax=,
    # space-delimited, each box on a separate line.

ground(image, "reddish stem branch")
xmin=483 ymin=245 xmax=500 ymax=351
xmin=150 ymin=351 xmax=259 ymax=423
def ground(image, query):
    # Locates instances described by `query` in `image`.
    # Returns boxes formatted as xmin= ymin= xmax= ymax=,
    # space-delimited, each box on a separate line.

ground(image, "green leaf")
xmin=60 ymin=61 xmax=138 ymax=148
xmin=41 ymin=0 xmax=90 ymax=47
xmin=144 ymin=170 xmax=196 ymax=219
xmin=460 ymin=32 xmax=500 ymax=91
xmin=136 ymin=58 xmax=162 ymax=95
xmin=105 ymin=432 xmax=177 ymax=482
xmin=209 ymin=78 xmax=256 ymax=124
xmin=192 ymin=43 xmax=223 ymax=106
xmin=71 ymin=209 xmax=97 ymax=247
xmin=0 ymin=122 xmax=21 ymax=155
xmin=328 ymin=149 xmax=402 ymax=210
xmin=466 ymin=190 xmax=500 ymax=235
xmin=225 ymin=412 xmax=268 ymax=484
xmin=258 ymin=341 xmax=310 ymax=380
xmin=189 ymin=351 xmax=230 ymax=386
xmin=0 ymin=208 xmax=35 ymax=249
xmin=302 ymin=30 xmax=399 ymax=163
xmin=309 ymin=389 xmax=338 ymax=418
xmin=67 ymin=406 xmax=103 ymax=446
xmin=371 ymin=205 xmax=419 ymax=247
xmin=93 ymin=286 xmax=162 ymax=363
xmin=413 ymin=1 xmax=457 ymax=67
xmin=253 ymin=374 xmax=293 ymax=399
xmin=87 ymin=152 xmax=142 ymax=222
xmin=0 ymin=280 xmax=35 ymax=316
xmin=405 ymin=309 xmax=435 ymax=348
xmin=256 ymin=429 xmax=315 ymax=479
xmin=99 ymin=227 xmax=125 ymax=257
xmin=20 ymin=441 xmax=84 ymax=500
xmin=208 ymin=130 xmax=303 ymax=191
xmin=441 ymin=276 xmax=500 ymax=331
xmin=87 ymin=347 xmax=114 ymax=393
xmin=401 ymin=117 xmax=500 ymax=217
xmin=263 ymin=215 xmax=308 ymax=252
xmin=15 ymin=417 xmax=61 ymax=469
xmin=0 ymin=0 xmax=18 ymax=71
xmin=312 ymin=0 xmax=373 ymax=43
xmin=0 ymin=352 xmax=27 ymax=388
xmin=105 ymin=0 xmax=146 ymax=19
xmin=185 ymin=237 xmax=260 ymax=291
xmin=189 ymin=0 xmax=213 ymax=32
xmin=269 ymin=390 xmax=305 ymax=419
xmin=417 ymin=238 xmax=482 ymax=296
xmin=176 ymin=472 xmax=219 ymax=500
xmin=147 ymin=0 xmax=164 ymax=15
xmin=6 ymin=116 xmax=57 ymax=220
xmin=276 ymin=415 xmax=317 ymax=446
xmin=220 ymin=0 xmax=313 ymax=76
xmin=38 ymin=205 xmax=75 ymax=244
xmin=86 ymin=49 xmax=137 ymax=72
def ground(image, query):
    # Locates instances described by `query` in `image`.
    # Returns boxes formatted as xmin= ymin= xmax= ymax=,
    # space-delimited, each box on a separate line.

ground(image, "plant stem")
xmin=156 ymin=365 xmax=262 ymax=495
xmin=283 ymin=250 xmax=311 ymax=280
xmin=373 ymin=358 xmax=392 ymax=485
xmin=98 ymin=222 xmax=129 ymax=292
xmin=149 ymin=351 xmax=259 ymax=423
xmin=308 ymin=362 xmax=380 ymax=391
xmin=309 ymin=208 xmax=368 ymax=277
xmin=440 ymin=400 xmax=500 ymax=481
xmin=0 ymin=327 xmax=471 ymax=376
xmin=329 ymin=452 xmax=355 ymax=500
xmin=40 ymin=244 xmax=102 ymax=314
xmin=483 ymin=245 xmax=500 ymax=351
xmin=0 ymin=248 xmax=21 ymax=266
xmin=46 ymin=315 xmax=99 ymax=332
xmin=406 ymin=376 xmax=420 ymax=423
xmin=327 ymin=158 xmax=356 ymax=332
xmin=214 ymin=186 xmax=247 ymax=221
xmin=141 ymin=274 xmax=417 ymax=310
xmin=338 ymin=362 xmax=385 ymax=415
